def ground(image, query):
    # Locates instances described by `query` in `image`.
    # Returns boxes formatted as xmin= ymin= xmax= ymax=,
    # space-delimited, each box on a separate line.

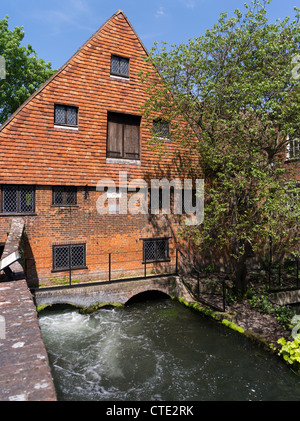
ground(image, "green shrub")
xmin=277 ymin=335 xmax=300 ymax=367
xmin=248 ymin=294 xmax=274 ymax=314
xmin=275 ymin=306 xmax=296 ymax=330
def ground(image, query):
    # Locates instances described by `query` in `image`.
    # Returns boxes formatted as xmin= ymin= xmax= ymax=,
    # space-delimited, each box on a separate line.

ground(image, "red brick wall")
xmin=0 ymin=186 xmax=184 ymax=286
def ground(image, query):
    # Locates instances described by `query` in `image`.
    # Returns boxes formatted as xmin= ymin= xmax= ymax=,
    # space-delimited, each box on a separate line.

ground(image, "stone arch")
xmin=125 ymin=289 xmax=171 ymax=305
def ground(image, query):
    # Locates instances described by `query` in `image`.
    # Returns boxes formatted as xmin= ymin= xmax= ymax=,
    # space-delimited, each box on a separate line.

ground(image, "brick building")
xmin=0 ymin=10 xmax=199 ymax=287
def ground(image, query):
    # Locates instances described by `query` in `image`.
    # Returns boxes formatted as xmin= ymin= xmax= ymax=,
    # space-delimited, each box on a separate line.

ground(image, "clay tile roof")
xmin=0 ymin=10 xmax=150 ymax=133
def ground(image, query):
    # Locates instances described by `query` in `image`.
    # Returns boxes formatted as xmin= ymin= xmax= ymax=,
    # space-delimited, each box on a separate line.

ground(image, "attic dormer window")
xmin=111 ymin=55 xmax=129 ymax=78
xmin=54 ymin=104 xmax=78 ymax=128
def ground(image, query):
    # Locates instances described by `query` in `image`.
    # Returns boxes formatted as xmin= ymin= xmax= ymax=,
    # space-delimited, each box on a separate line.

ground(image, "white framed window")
xmin=286 ymin=136 xmax=300 ymax=160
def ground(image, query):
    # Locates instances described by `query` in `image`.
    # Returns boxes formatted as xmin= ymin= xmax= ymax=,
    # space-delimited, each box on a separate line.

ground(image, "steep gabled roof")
xmin=0 ymin=10 xmax=150 ymax=132
xmin=0 ymin=9 xmax=183 ymax=186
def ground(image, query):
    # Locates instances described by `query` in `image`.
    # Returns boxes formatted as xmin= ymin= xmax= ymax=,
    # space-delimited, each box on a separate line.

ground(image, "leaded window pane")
xmin=111 ymin=55 xmax=129 ymax=77
xmin=153 ymin=120 xmax=160 ymax=135
xmin=67 ymin=107 xmax=77 ymax=126
xmin=65 ymin=187 xmax=77 ymax=205
xmin=153 ymin=120 xmax=170 ymax=138
xmin=144 ymin=240 xmax=156 ymax=262
xmin=143 ymin=239 xmax=169 ymax=262
xmin=53 ymin=186 xmax=76 ymax=206
xmin=53 ymin=187 xmax=64 ymax=205
xmin=20 ymin=187 xmax=35 ymax=213
xmin=160 ymin=122 xmax=170 ymax=138
xmin=71 ymin=245 xmax=85 ymax=268
xmin=2 ymin=186 xmax=18 ymax=213
xmin=120 ymin=57 xmax=129 ymax=76
xmin=111 ymin=55 xmax=119 ymax=74
xmin=55 ymin=105 xmax=65 ymax=125
xmin=55 ymin=105 xmax=78 ymax=126
xmin=53 ymin=244 xmax=86 ymax=270
xmin=156 ymin=239 xmax=168 ymax=260
xmin=53 ymin=246 xmax=69 ymax=270
xmin=2 ymin=186 xmax=34 ymax=214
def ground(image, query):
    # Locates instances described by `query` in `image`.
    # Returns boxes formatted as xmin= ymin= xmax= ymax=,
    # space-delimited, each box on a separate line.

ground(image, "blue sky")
xmin=0 ymin=0 xmax=298 ymax=70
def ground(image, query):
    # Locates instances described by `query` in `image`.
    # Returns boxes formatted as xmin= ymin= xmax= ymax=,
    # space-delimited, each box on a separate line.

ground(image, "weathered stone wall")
xmin=0 ymin=280 xmax=57 ymax=401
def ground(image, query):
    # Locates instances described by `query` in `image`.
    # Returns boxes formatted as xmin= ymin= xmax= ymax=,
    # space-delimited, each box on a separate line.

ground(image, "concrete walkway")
xmin=0 ymin=280 xmax=56 ymax=401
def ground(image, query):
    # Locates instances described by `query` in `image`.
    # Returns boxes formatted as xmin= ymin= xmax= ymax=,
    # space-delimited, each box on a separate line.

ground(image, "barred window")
xmin=54 ymin=105 xmax=78 ymax=127
xmin=287 ymin=138 xmax=300 ymax=160
xmin=143 ymin=238 xmax=170 ymax=263
xmin=111 ymin=55 xmax=129 ymax=78
xmin=53 ymin=186 xmax=77 ymax=206
xmin=53 ymin=244 xmax=86 ymax=271
xmin=2 ymin=185 xmax=35 ymax=214
xmin=153 ymin=119 xmax=170 ymax=139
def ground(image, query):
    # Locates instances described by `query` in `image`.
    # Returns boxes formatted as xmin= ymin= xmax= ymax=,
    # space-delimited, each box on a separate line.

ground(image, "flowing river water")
xmin=38 ymin=295 xmax=300 ymax=401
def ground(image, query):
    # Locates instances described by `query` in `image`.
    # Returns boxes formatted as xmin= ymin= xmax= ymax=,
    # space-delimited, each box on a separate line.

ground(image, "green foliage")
xmin=48 ymin=276 xmax=80 ymax=286
xmin=248 ymin=294 xmax=274 ymax=314
xmin=141 ymin=0 xmax=300 ymax=290
xmin=225 ymin=288 xmax=245 ymax=305
xmin=0 ymin=16 xmax=55 ymax=124
xmin=277 ymin=335 xmax=300 ymax=366
xmin=248 ymin=292 xmax=296 ymax=329
xmin=222 ymin=318 xmax=244 ymax=333
xmin=275 ymin=306 xmax=296 ymax=329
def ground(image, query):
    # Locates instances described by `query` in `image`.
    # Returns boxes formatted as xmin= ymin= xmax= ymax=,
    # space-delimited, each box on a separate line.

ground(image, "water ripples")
xmin=39 ymin=299 xmax=300 ymax=401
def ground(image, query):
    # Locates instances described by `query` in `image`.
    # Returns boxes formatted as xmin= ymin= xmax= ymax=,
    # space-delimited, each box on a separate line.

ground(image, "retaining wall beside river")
xmin=0 ymin=279 xmax=57 ymax=401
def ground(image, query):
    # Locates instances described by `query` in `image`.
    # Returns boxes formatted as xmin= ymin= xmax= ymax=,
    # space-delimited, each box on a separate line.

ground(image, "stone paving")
xmin=0 ymin=279 xmax=57 ymax=401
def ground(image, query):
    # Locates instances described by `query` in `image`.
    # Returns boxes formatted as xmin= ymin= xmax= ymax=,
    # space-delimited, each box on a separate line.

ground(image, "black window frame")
xmin=1 ymin=185 xmax=35 ymax=215
xmin=142 ymin=238 xmax=170 ymax=263
xmin=52 ymin=243 xmax=87 ymax=272
xmin=153 ymin=119 xmax=170 ymax=139
xmin=107 ymin=112 xmax=141 ymax=161
xmin=54 ymin=104 xmax=79 ymax=127
xmin=110 ymin=54 xmax=130 ymax=78
xmin=52 ymin=186 xmax=77 ymax=206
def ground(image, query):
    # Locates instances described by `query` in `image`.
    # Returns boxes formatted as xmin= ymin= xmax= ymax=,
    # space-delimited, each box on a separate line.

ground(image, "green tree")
xmin=142 ymin=0 xmax=300 ymax=292
xmin=0 ymin=16 xmax=55 ymax=124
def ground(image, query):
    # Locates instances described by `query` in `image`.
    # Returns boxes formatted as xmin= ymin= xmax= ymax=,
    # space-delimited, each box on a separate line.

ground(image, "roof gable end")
xmin=0 ymin=10 xmax=150 ymax=132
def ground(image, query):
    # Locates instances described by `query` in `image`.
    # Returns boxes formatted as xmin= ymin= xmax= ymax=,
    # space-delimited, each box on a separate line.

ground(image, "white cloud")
xmin=155 ymin=6 xmax=166 ymax=18
xmin=179 ymin=0 xmax=198 ymax=9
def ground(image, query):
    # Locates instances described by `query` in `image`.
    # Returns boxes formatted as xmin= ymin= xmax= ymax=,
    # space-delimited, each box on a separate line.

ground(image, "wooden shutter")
xmin=123 ymin=115 xmax=140 ymax=160
xmin=107 ymin=113 xmax=123 ymax=158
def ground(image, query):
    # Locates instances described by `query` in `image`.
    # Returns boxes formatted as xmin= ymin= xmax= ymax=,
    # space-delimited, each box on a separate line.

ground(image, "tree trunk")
xmin=233 ymin=240 xmax=252 ymax=293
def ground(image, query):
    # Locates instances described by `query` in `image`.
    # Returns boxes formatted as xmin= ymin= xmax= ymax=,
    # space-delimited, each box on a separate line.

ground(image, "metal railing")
xmin=25 ymin=247 xmax=179 ymax=289
xmin=176 ymin=249 xmax=226 ymax=312
xmin=25 ymin=247 xmax=228 ymax=312
xmin=266 ymin=256 xmax=299 ymax=291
